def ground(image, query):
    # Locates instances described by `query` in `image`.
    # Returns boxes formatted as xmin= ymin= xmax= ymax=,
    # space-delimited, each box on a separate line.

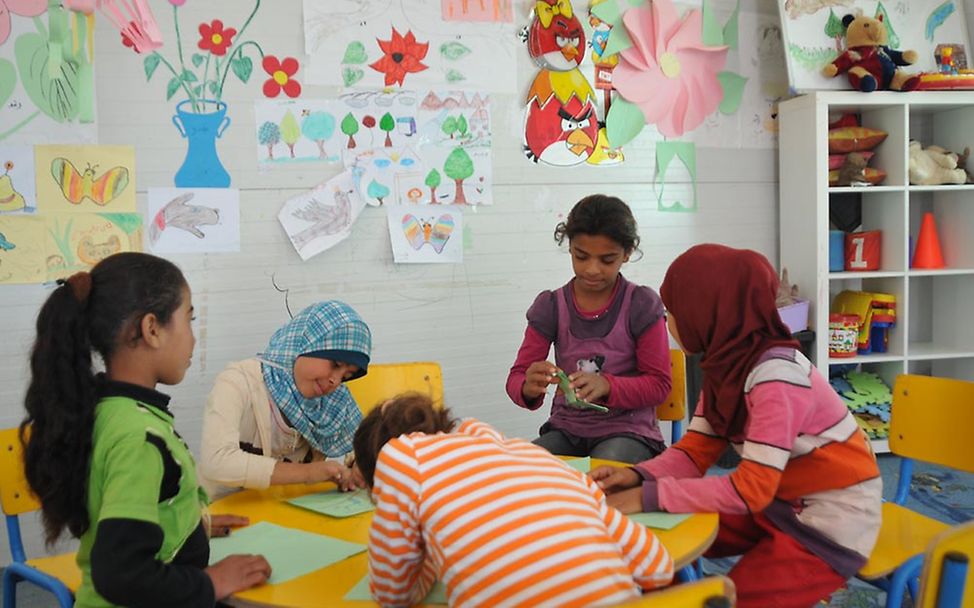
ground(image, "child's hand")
xmin=340 ymin=464 xmax=366 ymax=492
xmin=206 ymin=554 xmax=272 ymax=599
xmin=606 ymin=487 xmax=643 ymax=514
xmin=522 ymin=361 xmax=558 ymax=400
xmin=569 ymin=371 xmax=610 ymax=402
xmin=207 ymin=514 xmax=249 ymax=538
xmin=308 ymin=460 xmax=353 ymax=486
xmin=589 ymin=465 xmax=641 ymax=493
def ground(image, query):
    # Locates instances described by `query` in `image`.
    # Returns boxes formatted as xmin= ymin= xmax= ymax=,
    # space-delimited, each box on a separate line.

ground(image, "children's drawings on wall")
xmin=387 ymin=205 xmax=463 ymax=263
xmin=351 ymin=147 xmax=422 ymax=206
xmin=45 ymin=212 xmax=143 ymax=281
xmin=303 ymin=0 xmax=517 ymax=92
xmin=778 ymin=0 xmax=971 ymax=91
xmin=0 ymin=145 xmax=37 ymax=213
xmin=34 ymin=145 xmax=135 ymax=213
xmin=442 ymin=0 xmax=513 ymax=23
xmin=0 ymin=215 xmax=45 ymax=284
xmin=279 ymin=171 xmax=366 ymax=261
xmin=147 ymin=188 xmax=240 ymax=254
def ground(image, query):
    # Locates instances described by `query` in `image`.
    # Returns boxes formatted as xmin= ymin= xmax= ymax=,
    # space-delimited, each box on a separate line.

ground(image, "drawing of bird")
xmin=524 ymin=70 xmax=599 ymax=166
xmin=527 ymin=0 xmax=586 ymax=72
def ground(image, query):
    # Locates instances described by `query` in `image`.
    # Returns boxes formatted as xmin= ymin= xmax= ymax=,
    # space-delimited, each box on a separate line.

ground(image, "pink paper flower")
xmin=0 ymin=0 xmax=46 ymax=45
xmin=168 ymin=0 xmax=186 ymax=5
xmin=612 ymin=0 xmax=728 ymax=138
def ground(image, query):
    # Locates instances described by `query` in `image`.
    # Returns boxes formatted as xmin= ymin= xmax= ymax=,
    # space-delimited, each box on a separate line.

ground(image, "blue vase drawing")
xmin=172 ymin=99 xmax=231 ymax=188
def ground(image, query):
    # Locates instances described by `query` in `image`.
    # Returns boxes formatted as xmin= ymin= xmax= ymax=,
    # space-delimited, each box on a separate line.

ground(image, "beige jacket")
xmin=198 ymin=358 xmax=314 ymax=499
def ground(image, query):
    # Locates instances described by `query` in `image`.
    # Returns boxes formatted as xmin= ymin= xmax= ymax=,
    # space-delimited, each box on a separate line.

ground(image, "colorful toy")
xmin=844 ymin=230 xmax=881 ymax=271
xmin=831 ymin=290 xmax=897 ymax=355
xmin=829 ymin=313 xmax=860 ymax=358
xmin=909 ymin=141 xmax=968 ymax=185
xmin=821 ymin=13 xmax=920 ymax=92
xmin=555 ymin=369 xmax=609 ymax=413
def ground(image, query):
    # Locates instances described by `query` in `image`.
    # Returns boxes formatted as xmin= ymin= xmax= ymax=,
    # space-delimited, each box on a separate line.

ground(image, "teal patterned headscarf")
xmin=257 ymin=301 xmax=372 ymax=456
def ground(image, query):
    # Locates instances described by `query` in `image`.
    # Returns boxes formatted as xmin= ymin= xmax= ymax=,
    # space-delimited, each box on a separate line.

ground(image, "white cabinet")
xmin=779 ymin=91 xmax=974 ymax=453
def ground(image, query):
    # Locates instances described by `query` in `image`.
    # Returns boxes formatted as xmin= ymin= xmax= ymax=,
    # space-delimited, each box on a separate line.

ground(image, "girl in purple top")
xmin=506 ymin=195 xmax=672 ymax=463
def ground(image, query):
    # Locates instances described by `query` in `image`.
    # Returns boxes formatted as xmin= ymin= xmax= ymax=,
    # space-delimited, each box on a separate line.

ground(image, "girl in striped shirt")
xmin=353 ymin=394 xmax=673 ymax=607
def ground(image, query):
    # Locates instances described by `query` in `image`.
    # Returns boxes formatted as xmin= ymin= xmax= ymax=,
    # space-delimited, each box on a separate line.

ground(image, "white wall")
xmin=0 ymin=0 xmax=780 ymax=563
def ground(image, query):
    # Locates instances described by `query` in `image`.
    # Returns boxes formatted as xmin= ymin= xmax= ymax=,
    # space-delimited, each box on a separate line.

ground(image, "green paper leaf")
xmin=0 ymin=59 xmax=15 ymax=108
xmin=605 ymin=97 xmax=646 ymax=149
xmin=701 ymin=0 xmax=723 ymax=46
xmin=440 ymin=41 xmax=471 ymax=60
xmin=602 ymin=27 xmax=633 ymax=57
xmin=144 ymin=53 xmax=161 ymax=80
xmin=15 ymin=31 xmax=80 ymax=122
xmin=166 ymin=77 xmax=181 ymax=100
xmin=231 ymin=55 xmax=253 ymax=83
xmin=445 ymin=69 xmax=466 ymax=83
xmin=723 ymin=0 xmax=740 ymax=50
xmin=655 ymin=141 xmax=698 ymax=213
xmin=342 ymin=41 xmax=368 ymax=64
xmin=191 ymin=53 xmax=204 ymax=68
xmin=717 ymin=71 xmax=748 ymax=114
xmin=342 ymin=67 xmax=363 ymax=86
xmin=180 ymin=69 xmax=197 ymax=83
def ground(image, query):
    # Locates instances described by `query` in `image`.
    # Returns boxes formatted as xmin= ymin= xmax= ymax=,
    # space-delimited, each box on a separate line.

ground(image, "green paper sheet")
xmin=717 ymin=71 xmax=748 ymax=114
xmin=345 ymin=575 xmax=448 ymax=604
xmin=655 ymin=141 xmax=698 ymax=213
xmin=606 ymin=98 xmax=646 ymax=150
xmin=565 ymin=456 xmax=591 ymax=473
xmin=629 ymin=511 xmax=692 ymax=530
xmin=723 ymin=0 xmax=741 ymax=50
xmin=591 ymin=0 xmax=642 ymax=57
xmin=288 ymin=489 xmax=375 ymax=518
xmin=208 ymin=521 xmax=366 ymax=584
xmin=555 ymin=370 xmax=609 ymax=413
xmin=701 ymin=0 xmax=724 ymax=46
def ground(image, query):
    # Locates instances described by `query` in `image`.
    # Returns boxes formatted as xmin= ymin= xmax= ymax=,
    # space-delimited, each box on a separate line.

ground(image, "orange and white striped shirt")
xmin=368 ymin=419 xmax=673 ymax=607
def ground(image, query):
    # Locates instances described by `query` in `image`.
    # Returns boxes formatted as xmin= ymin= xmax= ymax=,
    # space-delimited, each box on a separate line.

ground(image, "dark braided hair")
xmin=21 ymin=252 xmax=187 ymax=546
xmin=554 ymin=194 xmax=641 ymax=255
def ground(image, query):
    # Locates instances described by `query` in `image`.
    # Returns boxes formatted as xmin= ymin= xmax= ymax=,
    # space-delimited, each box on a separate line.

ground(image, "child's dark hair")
xmin=554 ymin=194 xmax=641 ymax=254
xmin=20 ymin=252 xmax=188 ymax=546
xmin=353 ymin=393 xmax=456 ymax=487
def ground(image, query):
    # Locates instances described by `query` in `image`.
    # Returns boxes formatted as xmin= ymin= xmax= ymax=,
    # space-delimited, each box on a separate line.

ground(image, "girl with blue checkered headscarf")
xmin=198 ymin=301 xmax=372 ymax=499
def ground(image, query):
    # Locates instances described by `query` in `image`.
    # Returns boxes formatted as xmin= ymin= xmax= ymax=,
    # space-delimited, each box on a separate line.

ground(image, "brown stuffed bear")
xmin=822 ymin=13 xmax=919 ymax=92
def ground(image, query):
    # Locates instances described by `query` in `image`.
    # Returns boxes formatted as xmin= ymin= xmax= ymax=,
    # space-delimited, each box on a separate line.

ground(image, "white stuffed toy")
xmin=909 ymin=140 xmax=968 ymax=185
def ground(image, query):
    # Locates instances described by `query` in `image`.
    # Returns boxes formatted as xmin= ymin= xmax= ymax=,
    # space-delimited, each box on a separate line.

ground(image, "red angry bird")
xmin=524 ymin=87 xmax=599 ymax=166
xmin=528 ymin=0 xmax=586 ymax=72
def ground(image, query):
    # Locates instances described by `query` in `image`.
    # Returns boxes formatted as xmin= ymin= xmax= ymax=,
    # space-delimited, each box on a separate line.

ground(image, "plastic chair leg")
xmin=885 ymin=554 xmax=924 ymax=608
xmin=2 ymin=567 xmax=17 ymax=608
xmin=6 ymin=563 xmax=73 ymax=607
xmin=676 ymin=563 xmax=699 ymax=583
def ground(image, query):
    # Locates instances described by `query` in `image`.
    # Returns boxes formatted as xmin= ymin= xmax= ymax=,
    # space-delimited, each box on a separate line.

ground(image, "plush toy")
xmin=822 ymin=13 xmax=920 ymax=92
xmin=908 ymin=141 xmax=968 ymax=185
xmin=835 ymin=152 xmax=869 ymax=186
xmin=955 ymin=147 xmax=974 ymax=183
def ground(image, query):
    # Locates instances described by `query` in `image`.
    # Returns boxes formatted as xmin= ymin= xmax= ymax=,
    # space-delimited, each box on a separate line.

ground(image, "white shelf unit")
xmin=779 ymin=91 xmax=974 ymax=452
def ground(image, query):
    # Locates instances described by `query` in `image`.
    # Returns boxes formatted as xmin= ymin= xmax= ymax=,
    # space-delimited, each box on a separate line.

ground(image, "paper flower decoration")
xmin=612 ymin=0 xmax=727 ymax=138
xmin=120 ymin=20 xmax=145 ymax=53
xmin=369 ymin=27 xmax=429 ymax=87
xmin=168 ymin=0 xmax=186 ymax=5
xmin=0 ymin=0 xmax=46 ymax=45
xmin=198 ymin=19 xmax=236 ymax=56
xmin=262 ymin=55 xmax=301 ymax=98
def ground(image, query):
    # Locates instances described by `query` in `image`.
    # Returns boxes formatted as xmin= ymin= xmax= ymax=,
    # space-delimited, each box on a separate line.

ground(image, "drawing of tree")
xmin=367 ymin=179 xmax=390 ymax=205
xmin=425 ymin=169 xmax=441 ymax=203
xmin=875 ymin=2 xmax=899 ymax=49
xmin=379 ymin=112 xmax=395 ymax=147
xmin=444 ymin=147 xmax=473 ymax=205
xmin=442 ymin=116 xmax=458 ymax=139
xmin=258 ymin=121 xmax=281 ymax=160
xmin=300 ymin=111 xmax=336 ymax=159
xmin=456 ymin=115 xmax=468 ymax=139
xmin=280 ymin=110 xmax=301 ymax=158
xmin=341 ymin=112 xmax=359 ymax=148
xmin=824 ymin=9 xmax=845 ymax=52
xmin=290 ymin=191 xmax=351 ymax=250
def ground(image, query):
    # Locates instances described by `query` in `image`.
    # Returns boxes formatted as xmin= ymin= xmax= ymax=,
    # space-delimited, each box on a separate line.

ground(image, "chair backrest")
xmin=917 ymin=521 xmax=974 ymax=608
xmin=614 ymin=574 xmax=735 ymax=607
xmin=890 ymin=375 xmax=974 ymax=473
xmin=346 ymin=362 xmax=444 ymax=414
xmin=657 ymin=349 xmax=687 ymax=423
xmin=0 ymin=426 xmax=40 ymax=517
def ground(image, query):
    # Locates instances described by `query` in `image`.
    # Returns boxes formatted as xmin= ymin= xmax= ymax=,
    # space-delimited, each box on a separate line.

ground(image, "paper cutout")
xmin=564 ymin=456 xmax=591 ymax=473
xmin=555 ymin=369 xmax=609 ymax=412
xmin=604 ymin=97 xmax=645 ymax=150
xmin=701 ymin=0 xmax=724 ymax=46
xmin=717 ymin=72 xmax=748 ymax=114
xmin=0 ymin=215 xmax=45 ymax=284
xmin=345 ymin=575 xmax=448 ymax=604
xmin=655 ymin=142 xmax=697 ymax=213
xmin=303 ymin=1 xmax=517 ymax=93
xmin=147 ymin=187 xmax=239 ymax=254
xmin=279 ymin=171 xmax=366 ymax=262
xmin=387 ymin=205 xmax=463 ymax=264
xmin=208 ymin=521 xmax=366 ymax=585
xmin=723 ymin=0 xmax=741 ymax=49
xmin=262 ymin=55 xmax=301 ymax=98
xmin=35 ymin=145 xmax=135 ymax=213
xmin=441 ymin=0 xmax=512 ymax=23
xmin=0 ymin=145 xmax=36 ymax=213
xmin=288 ymin=489 xmax=375 ymax=518
xmin=629 ymin=511 xmax=691 ymax=530
xmin=93 ymin=0 xmax=162 ymax=53
xmin=590 ymin=0 xmax=642 ymax=58
xmin=45 ymin=212 xmax=143 ymax=280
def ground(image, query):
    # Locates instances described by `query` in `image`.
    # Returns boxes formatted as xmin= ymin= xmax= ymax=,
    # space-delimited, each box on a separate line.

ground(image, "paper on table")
xmin=629 ymin=512 xmax=692 ymax=530
xmin=287 ymin=489 xmax=375 ymax=518
xmin=564 ymin=457 xmax=591 ymax=473
xmin=345 ymin=575 xmax=448 ymax=605
xmin=208 ymin=521 xmax=366 ymax=584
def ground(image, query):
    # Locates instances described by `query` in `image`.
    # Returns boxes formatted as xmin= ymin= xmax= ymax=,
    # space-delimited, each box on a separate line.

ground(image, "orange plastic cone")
xmin=912 ymin=212 xmax=946 ymax=268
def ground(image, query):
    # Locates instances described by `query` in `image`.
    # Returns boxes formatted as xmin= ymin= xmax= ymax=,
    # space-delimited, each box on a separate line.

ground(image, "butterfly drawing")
xmin=402 ymin=214 xmax=454 ymax=253
xmin=50 ymin=158 xmax=130 ymax=206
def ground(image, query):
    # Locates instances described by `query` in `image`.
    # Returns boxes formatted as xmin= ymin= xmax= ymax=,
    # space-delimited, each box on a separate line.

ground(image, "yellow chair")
xmin=858 ymin=375 xmax=974 ymax=608
xmin=614 ymin=575 xmax=735 ymax=607
xmin=346 ymin=362 xmax=444 ymax=414
xmin=1 ymin=427 xmax=80 ymax=607
xmin=916 ymin=521 xmax=974 ymax=608
xmin=658 ymin=349 xmax=688 ymax=444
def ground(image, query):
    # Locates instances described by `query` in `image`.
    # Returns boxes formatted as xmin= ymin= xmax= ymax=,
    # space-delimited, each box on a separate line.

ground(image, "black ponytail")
xmin=20 ymin=253 xmax=187 ymax=546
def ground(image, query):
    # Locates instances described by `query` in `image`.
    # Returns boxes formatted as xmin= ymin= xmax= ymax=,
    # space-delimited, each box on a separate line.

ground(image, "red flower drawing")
xmin=262 ymin=55 xmax=301 ymax=98
xmin=120 ymin=20 xmax=145 ymax=54
xmin=369 ymin=27 xmax=429 ymax=87
xmin=197 ymin=19 xmax=236 ymax=56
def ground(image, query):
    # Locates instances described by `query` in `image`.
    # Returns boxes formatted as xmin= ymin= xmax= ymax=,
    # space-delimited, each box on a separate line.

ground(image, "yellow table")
xmin=210 ymin=459 xmax=719 ymax=608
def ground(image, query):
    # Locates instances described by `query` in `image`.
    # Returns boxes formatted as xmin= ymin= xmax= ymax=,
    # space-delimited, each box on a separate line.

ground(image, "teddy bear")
xmin=908 ymin=141 xmax=968 ymax=185
xmin=822 ymin=13 xmax=920 ymax=92
xmin=835 ymin=152 xmax=869 ymax=186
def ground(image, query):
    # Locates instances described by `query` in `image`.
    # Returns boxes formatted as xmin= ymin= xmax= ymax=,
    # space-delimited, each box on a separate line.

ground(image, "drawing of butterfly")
xmin=402 ymin=214 xmax=454 ymax=253
xmin=50 ymin=158 xmax=130 ymax=206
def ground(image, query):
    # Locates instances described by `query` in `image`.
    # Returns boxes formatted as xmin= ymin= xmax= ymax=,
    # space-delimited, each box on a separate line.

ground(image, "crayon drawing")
xmin=35 ymin=145 xmax=136 ymax=213
xmin=0 ymin=144 xmax=36 ymax=213
xmin=45 ymin=212 xmax=143 ymax=281
xmin=441 ymin=0 xmax=513 ymax=23
xmin=387 ymin=204 xmax=463 ymax=263
xmin=0 ymin=215 xmax=46 ymax=284
xmin=278 ymin=171 xmax=366 ymax=261
xmin=148 ymin=188 xmax=240 ymax=254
